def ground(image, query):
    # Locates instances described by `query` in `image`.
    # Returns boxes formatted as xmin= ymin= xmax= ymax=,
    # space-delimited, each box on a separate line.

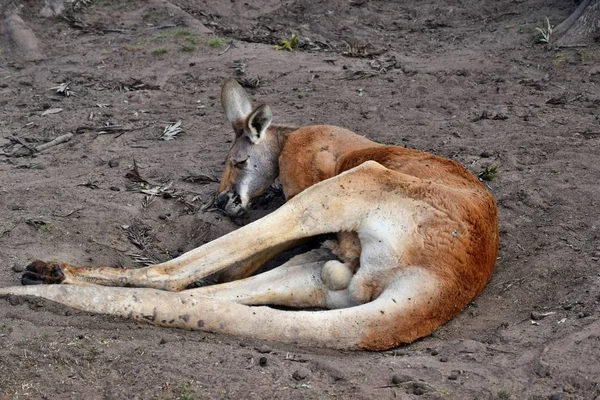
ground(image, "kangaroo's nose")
xmin=215 ymin=192 xmax=230 ymax=210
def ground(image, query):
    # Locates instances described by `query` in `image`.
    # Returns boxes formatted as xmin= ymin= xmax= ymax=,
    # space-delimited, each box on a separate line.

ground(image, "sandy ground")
xmin=1 ymin=0 xmax=599 ymax=399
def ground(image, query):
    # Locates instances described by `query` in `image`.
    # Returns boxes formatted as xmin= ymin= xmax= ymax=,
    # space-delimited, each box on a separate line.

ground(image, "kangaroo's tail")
xmin=0 ymin=271 xmax=447 ymax=350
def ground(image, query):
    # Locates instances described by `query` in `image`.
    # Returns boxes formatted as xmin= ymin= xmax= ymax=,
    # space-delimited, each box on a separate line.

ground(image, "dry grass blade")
xmin=125 ymin=160 xmax=176 ymax=205
xmin=25 ymin=218 xmax=47 ymax=229
xmin=141 ymin=195 xmax=156 ymax=209
xmin=123 ymin=223 xmax=152 ymax=250
xmin=338 ymin=70 xmax=379 ymax=80
xmin=139 ymin=182 xmax=174 ymax=197
xmin=71 ymin=0 xmax=94 ymax=11
xmin=183 ymin=173 xmax=219 ymax=184
xmin=178 ymin=194 xmax=202 ymax=214
xmin=77 ymin=179 xmax=100 ymax=189
xmin=232 ymin=60 xmax=247 ymax=76
xmin=369 ymin=56 xmax=398 ymax=73
xmin=3 ymin=133 xmax=73 ymax=157
xmin=61 ymin=13 xmax=87 ymax=30
xmin=299 ymin=38 xmax=333 ymax=52
xmin=127 ymin=251 xmax=160 ymax=266
xmin=200 ymin=197 xmax=219 ymax=212
xmin=342 ymin=41 xmax=386 ymax=58
xmin=8 ymin=136 xmax=37 ymax=153
xmin=238 ymin=76 xmax=263 ymax=89
xmin=41 ymin=108 xmax=63 ymax=116
xmin=191 ymin=220 xmax=212 ymax=245
xmin=50 ymin=82 xmax=76 ymax=97
xmin=16 ymin=163 xmax=44 ymax=170
xmin=546 ymin=93 xmax=568 ymax=105
xmin=119 ymin=78 xmax=161 ymax=91
xmin=96 ymin=123 xmax=131 ymax=135
xmin=125 ymin=159 xmax=149 ymax=184
xmin=159 ymin=120 xmax=183 ymax=140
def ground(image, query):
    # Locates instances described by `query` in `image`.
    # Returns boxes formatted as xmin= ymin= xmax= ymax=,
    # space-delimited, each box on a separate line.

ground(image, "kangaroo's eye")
xmin=232 ymin=157 xmax=249 ymax=168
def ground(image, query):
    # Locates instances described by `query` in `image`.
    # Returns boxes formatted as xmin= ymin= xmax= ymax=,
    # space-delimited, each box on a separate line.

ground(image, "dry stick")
xmin=218 ymin=42 xmax=232 ymax=56
xmin=556 ymin=43 xmax=591 ymax=48
xmin=4 ymin=133 xmax=74 ymax=157
xmin=34 ymin=133 xmax=73 ymax=152
xmin=9 ymin=135 xmax=36 ymax=152
xmin=553 ymin=0 xmax=592 ymax=38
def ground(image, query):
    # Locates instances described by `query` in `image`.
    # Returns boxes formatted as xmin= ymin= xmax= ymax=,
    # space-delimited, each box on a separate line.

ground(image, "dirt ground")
xmin=0 ymin=0 xmax=599 ymax=399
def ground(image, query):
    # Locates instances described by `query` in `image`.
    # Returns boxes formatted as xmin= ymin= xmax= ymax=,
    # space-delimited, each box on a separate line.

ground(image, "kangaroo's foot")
xmin=21 ymin=261 xmax=66 ymax=285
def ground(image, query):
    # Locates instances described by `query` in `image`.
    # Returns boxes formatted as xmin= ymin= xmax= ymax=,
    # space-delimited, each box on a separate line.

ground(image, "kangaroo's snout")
xmin=216 ymin=191 xmax=247 ymax=217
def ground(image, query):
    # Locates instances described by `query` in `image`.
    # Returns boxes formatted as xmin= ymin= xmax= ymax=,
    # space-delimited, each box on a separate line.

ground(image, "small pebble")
xmin=256 ymin=345 xmax=271 ymax=354
xmin=448 ymin=373 xmax=458 ymax=381
xmin=292 ymin=369 xmax=308 ymax=381
xmin=259 ymin=357 xmax=267 ymax=367
xmin=431 ymin=350 xmax=439 ymax=356
xmin=439 ymin=356 xmax=449 ymax=362
xmin=110 ymin=186 xmax=120 ymax=192
xmin=480 ymin=151 xmax=492 ymax=158
xmin=108 ymin=160 xmax=119 ymax=168
xmin=413 ymin=387 xmax=424 ymax=395
xmin=158 ymin=214 xmax=168 ymax=220
xmin=159 ymin=338 xmax=167 ymax=345
xmin=549 ymin=394 xmax=561 ymax=400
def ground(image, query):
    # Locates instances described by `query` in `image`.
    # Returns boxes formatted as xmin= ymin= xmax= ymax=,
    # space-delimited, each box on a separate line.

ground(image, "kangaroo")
xmin=0 ymin=78 xmax=499 ymax=350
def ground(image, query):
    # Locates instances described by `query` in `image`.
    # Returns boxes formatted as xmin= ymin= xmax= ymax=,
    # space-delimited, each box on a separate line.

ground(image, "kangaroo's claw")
xmin=21 ymin=261 xmax=65 ymax=285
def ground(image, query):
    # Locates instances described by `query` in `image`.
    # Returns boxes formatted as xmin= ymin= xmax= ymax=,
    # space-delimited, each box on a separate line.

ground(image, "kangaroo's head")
xmin=216 ymin=78 xmax=281 ymax=217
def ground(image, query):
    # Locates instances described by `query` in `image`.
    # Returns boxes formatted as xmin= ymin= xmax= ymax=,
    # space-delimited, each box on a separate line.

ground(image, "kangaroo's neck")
xmin=269 ymin=125 xmax=299 ymax=154
xmin=275 ymin=125 xmax=379 ymax=200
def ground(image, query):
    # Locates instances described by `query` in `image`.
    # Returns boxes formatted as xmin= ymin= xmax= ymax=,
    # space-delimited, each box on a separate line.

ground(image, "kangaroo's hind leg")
xmin=17 ymin=161 xmax=403 ymax=292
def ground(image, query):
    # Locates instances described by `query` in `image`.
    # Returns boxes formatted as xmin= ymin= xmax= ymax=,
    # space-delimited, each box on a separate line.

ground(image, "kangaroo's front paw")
xmin=21 ymin=261 xmax=65 ymax=285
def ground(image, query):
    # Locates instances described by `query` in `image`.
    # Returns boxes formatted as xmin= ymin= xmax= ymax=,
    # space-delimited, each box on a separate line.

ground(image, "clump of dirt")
xmin=1 ymin=1 xmax=599 ymax=399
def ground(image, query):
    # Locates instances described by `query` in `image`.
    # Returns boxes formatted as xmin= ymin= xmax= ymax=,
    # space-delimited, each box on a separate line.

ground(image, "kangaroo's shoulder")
xmin=278 ymin=125 xmax=378 ymax=199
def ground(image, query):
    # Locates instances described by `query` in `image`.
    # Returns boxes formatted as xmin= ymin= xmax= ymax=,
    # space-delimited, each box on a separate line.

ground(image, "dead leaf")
xmin=41 ymin=108 xmax=63 ymax=116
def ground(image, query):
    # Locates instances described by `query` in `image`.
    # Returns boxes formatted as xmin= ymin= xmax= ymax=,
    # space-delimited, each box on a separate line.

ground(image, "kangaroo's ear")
xmin=221 ymin=78 xmax=252 ymax=135
xmin=245 ymin=104 xmax=272 ymax=144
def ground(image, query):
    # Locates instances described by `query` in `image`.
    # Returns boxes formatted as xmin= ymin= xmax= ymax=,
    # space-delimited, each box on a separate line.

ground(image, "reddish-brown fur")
xmin=267 ymin=128 xmax=498 ymax=350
